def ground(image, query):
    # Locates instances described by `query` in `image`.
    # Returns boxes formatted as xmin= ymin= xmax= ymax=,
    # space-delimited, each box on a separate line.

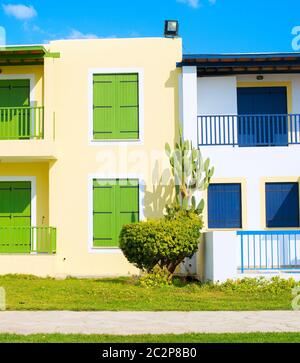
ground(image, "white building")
xmin=179 ymin=53 xmax=300 ymax=282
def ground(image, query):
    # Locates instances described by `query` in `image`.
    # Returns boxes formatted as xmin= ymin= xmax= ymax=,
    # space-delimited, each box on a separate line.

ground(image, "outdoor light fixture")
xmin=256 ymin=75 xmax=264 ymax=80
xmin=164 ymin=20 xmax=179 ymax=38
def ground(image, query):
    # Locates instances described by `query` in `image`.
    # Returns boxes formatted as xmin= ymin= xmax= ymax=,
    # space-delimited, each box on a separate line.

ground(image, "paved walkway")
xmin=0 ymin=311 xmax=300 ymax=335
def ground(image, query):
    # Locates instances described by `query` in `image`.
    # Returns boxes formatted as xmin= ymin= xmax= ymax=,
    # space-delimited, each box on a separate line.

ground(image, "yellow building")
xmin=0 ymin=38 xmax=182 ymax=277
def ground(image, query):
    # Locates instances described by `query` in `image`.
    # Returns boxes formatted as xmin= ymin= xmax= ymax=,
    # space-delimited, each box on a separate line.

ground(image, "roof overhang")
xmin=0 ymin=45 xmax=60 ymax=67
xmin=177 ymin=53 xmax=300 ymax=76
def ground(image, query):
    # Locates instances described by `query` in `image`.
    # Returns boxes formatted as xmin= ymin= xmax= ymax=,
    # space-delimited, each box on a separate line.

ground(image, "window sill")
xmin=89 ymin=247 xmax=123 ymax=254
xmin=90 ymin=139 xmax=143 ymax=146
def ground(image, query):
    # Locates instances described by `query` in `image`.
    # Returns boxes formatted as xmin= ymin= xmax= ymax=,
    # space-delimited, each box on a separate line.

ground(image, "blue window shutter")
xmin=237 ymin=87 xmax=288 ymax=147
xmin=208 ymin=183 xmax=242 ymax=228
xmin=266 ymin=182 xmax=299 ymax=228
xmin=237 ymin=87 xmax=287 ymax=115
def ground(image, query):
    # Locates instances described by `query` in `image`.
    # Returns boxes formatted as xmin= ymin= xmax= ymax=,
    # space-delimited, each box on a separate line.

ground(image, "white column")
xmin=204 ymin=231 xmax=238 ymax=282
xmin=181 ymin=66 xmax=198 ymax=147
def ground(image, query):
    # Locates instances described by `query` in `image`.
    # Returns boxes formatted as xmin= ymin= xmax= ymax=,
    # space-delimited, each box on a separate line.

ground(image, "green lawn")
xmin=0 ymin=275 xmax=294 ymax=311
xmin=0 ymin=332 xmax=299 ymax=343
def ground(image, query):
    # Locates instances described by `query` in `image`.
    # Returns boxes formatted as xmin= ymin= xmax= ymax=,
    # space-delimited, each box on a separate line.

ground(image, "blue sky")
xmin=0 ymin=0 xmax=299 ymax=53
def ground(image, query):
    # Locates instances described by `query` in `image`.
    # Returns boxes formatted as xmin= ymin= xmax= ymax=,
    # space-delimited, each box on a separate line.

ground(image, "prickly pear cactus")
xmin=165 ymin=128 xmax=214 ymax=214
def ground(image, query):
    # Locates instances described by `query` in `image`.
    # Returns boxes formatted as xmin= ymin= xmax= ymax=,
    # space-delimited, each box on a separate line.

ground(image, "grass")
xmin=0 ymin=332 xmax=299 ymax=343
xmin=0 ymin=275 xmax=295 ymax=311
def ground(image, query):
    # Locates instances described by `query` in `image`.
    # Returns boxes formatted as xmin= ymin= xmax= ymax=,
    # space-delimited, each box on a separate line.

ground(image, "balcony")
xmin=198 ymin=114 xmax=300 ymax=147
xmin=238 ymin=230 xmax=300 ymax=272
xmin=0 ymin=106 xmax=44 ymax=140
xmin=0 ymin=227 xmax=56 ymax=254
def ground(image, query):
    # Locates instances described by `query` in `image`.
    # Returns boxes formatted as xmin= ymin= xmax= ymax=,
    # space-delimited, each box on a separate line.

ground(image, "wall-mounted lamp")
xmin=164 ymin=20 xmax=179 ymax=38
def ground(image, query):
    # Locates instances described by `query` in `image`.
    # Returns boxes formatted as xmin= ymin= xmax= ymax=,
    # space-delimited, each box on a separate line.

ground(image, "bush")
xmin=200 ymin=276 xmax=300 ymax=294
xmin=119 ymin=210 xmax=202 ymax=275
xmin=138 ymin=266 xmax=172 ymax=288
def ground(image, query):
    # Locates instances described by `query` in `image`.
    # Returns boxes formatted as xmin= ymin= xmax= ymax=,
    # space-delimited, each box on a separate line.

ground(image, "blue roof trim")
xmin=182 ymin=52 xmax=300 ymax=60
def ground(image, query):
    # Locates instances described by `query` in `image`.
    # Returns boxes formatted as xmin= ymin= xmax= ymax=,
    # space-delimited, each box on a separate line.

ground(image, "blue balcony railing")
xmin=198 ymin=114 xmax=300 ymax=147
xmin=238 ymin=230 xmax=300 ymax=272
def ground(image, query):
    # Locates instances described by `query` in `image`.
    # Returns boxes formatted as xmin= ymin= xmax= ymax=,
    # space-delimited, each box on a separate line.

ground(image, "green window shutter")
xmin=0 ymin=80 xmax=30 ymax=139
xmin=0 ymin=182 xmax=12 ymax=227
xmin=10 ymin=182 xmax=31 ymax=227
xmin=0 ymin=80 xmax=30 ymax=107
xmin=0 ymin=181 xmax=31 ymax=253
xmin=93 ymin=180 xmax=116 ymax=247
xmin=93 ymin=73 xmax=139 ymax=140
xmin=93 ymin=179 xmax=139 ymax=247
xmin=117 ymin=179 xmax=139 ymax=230
xmin=93 ymin=75 xmax=116 ymax=140
xmin=0 ymin=81 xmax=11 ymax=107
xmin=10 ymin=80 xmax=30 ymax=107
xmin=115 ymin=74 xmax=139 ymax=140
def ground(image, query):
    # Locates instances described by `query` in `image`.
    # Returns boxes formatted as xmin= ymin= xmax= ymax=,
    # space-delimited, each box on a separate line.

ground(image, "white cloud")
xmin=2 ymin=4 xmax=37 ymax=20
xmin=177 ymin=0 xmax=216 ymax=7
xmin=177 ymin=0 xmax=200 ymax=8
xmin=67 ymin=29 xmax=99 ymax=40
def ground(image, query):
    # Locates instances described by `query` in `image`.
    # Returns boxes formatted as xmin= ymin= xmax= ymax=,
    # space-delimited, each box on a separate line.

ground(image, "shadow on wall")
xmin=165 ymin=69 xmax=181 ymax=145
xmin=144 ymin=162 xmax=174 ymax=219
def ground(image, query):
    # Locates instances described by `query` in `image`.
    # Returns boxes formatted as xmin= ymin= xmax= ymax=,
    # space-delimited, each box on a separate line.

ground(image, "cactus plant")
xmin=165 ymin=128 xmax=214 ymax=214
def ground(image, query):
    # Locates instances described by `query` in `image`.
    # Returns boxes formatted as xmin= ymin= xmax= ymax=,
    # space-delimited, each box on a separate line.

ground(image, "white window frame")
xmin=88 ymin=173 xmax=145 ymax=254
xmin=88 ymin=68 xmax=144 ymax=146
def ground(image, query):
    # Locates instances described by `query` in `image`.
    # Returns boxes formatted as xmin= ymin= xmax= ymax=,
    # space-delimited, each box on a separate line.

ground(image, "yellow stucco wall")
xmin=0 ymin=38 xmax=182 ymax=277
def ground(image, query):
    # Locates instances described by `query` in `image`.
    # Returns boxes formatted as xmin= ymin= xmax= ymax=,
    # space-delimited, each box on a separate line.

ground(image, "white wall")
xmin=180 ymin=69 xmax=300 ymax=279
xmin=204 ymin=231 xmax=238 ymax=282
xmin=201 ymin=146 xmax=300 ymax=229
xmin=197 ymin=76 xmax=237 ymax=115
xmin=197 ymin=73 xmax=300 ymax=230
xmin=181 ymin=66 xmax=198 ymax=146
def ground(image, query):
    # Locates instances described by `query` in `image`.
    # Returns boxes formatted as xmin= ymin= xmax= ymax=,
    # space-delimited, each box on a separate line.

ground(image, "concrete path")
xmin=0 ymin=311 xmax=300 ymax=335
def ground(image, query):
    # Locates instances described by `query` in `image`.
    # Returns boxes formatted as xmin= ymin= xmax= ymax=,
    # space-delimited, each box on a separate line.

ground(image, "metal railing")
xmin=0 ymin=106 xmax=44 ymax=140
xmin=198 ymin=114 xmax=300 ymax=146
xmin=0 ymin=227 xmax=56 ymax=254
xmin=238 ymin=230 xmax=300 ymax=272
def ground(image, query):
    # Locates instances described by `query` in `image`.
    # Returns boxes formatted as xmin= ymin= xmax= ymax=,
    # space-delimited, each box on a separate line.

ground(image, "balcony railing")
xmin=0 ymin=227 xmax=56 ymax=254
xmin=238 ymin=230 xmax=300 ymax=272
xmin=198 ymin=114 xmax=300 ymax=147
xmin=0 ymin=106 xmax=44 ymax=140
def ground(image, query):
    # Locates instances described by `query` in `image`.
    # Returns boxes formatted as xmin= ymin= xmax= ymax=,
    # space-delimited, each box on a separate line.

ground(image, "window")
xmin=265 ymin=182 xmax=299 ymax=228
xmin=237 ymin=87 xmax=288 ymax=146
xmin=208 ymin=183 xmax=242 ymax=229
xmin=93 ymin=179 xmax=139 ymax=247
xmin=93 ymin=73 xmax=139 ymax=140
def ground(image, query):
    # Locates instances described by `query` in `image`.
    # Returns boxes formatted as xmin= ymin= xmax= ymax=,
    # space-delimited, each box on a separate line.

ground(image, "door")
xmin=237 ymin=87 xmax=288 ymax=146
xmin=0 ymin=181 xmax=31 ymax=253
xmin=0 ymin=79 xmax=30 ymax=139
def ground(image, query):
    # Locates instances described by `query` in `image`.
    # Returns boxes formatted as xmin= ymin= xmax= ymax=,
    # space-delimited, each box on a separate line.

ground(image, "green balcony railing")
xmin=0 ymin=106 xmax=44 ymax=140
xmin=0 ymin=227 xmax=56 ymax=254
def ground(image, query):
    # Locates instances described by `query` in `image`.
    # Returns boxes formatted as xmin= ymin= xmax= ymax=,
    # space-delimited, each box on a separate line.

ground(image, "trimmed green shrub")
xmin=119 ymin=210 xmax=202 ymax=275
